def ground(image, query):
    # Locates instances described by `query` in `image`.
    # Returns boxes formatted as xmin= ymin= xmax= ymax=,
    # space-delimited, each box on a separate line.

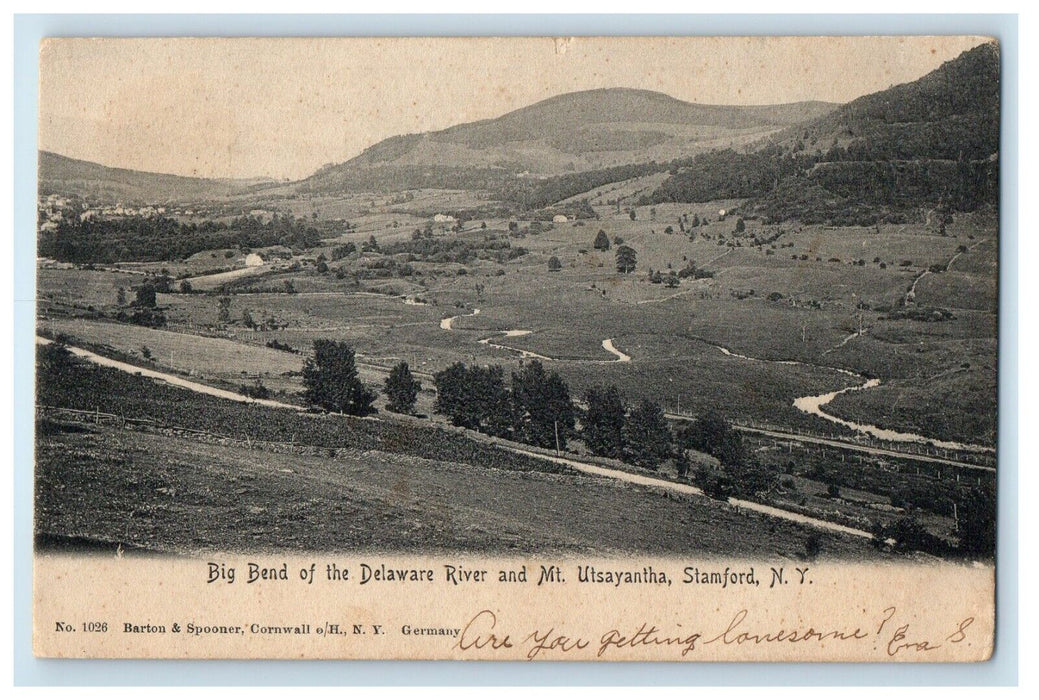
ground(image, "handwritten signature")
xmin=455 ymin=607 xmax=975 ymax=660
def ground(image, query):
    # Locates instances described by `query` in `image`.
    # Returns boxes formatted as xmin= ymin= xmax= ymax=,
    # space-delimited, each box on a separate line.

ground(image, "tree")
xmin=547 ymin=256 xmax=562 ymax=272
xmin=217 ymin=296 xmax=232 ymax=324
xmin=434 ymin=362 xmax=510 ymax=435
xmin=39 ymin=336 xmax=79 ymax=385
xmin=680 ymin=410 xmax=744 ymax=466
xmin=628 ymin=209 xmax=637 ymax=221
xmin=511 ymin=361 xmax=575 ymax=450
xmin=433 ymin=362 xmax=471 ymax=427
xmin=729 ymin=460 xmax=779 ymax=499
xmin=240 ymin=379 xmax=271 ymax=400
xmin=874 ymin=514 xmax=936 ymax=554
xmin=623 ymin=399 xmax=672 ymax=470
xmin=302 ymin=339 xmax=377 ymax=415
xmin=593 ymin=230 xmax=611 ymax=251
xmin=116 ymin=287 xmax=127 ymax=305
xmin=615 ymin=245 xmax=637 ymax=273
xmin=133 ymin=284 xmax=157 ymax=308
xmin=179 ymin=280 xmax=193 ymax=293
xmin=734 ymin=217 xmax=746 ymax=233
xmin=384 ymin=361 xmax=421 ymax=414
xmin=582 ymin=385 xmax=626 ymax=459
xmin=956 ymin=486 xmax=996 ymax=557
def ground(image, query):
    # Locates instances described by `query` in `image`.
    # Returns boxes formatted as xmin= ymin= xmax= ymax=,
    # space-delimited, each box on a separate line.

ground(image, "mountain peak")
xmin=310 ymin=88 xmax=838 ymax=186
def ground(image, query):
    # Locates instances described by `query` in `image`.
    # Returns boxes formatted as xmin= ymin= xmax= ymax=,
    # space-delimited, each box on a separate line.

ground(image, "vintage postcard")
xmin=33 ymin=36 xmax=999 ymax=661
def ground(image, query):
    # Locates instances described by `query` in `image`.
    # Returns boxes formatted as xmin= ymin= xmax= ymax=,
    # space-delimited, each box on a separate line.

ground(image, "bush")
xmin=872 ymin=514 xmax=944 ymax=555
xmin=956 ymin=486 xmax=996 ymax=557
xmin=729 ymin=461 xmax=779 ymax=500
xmin=803 ymin=534 xmax=822 ymax=560
xmin=240 ymin=380 xmax=271 ymax=400
xmin=696 ymin=466 xmax=734 ymax=501
xmin=679 ymin=411 xmax=744 ymax=466
xmin=265 ymin=339 xmax=297 ymax=354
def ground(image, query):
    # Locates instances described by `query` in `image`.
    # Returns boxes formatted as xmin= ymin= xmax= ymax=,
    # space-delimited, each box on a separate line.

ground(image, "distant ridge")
xmin=38 ymin=150 xmax=273 ymax=205
xmin=303 ymin=88 xmax=837 ymax=189
xmin=647 ymin=42 xmax=1000 ymax=219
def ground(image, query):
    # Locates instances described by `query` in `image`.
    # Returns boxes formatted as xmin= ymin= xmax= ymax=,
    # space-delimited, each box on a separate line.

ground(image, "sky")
xmin=39 ymin=35 xmax=991 ymax=181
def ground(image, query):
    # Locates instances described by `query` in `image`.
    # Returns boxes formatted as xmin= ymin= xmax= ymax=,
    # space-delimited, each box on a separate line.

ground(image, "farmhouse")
xmin=433 ymin=213 xmax=456 ymax=223
xmin=552 ymin=214 xmax=569 ymax=223
xmin=244 ymin=253 xmax=265 ymax=267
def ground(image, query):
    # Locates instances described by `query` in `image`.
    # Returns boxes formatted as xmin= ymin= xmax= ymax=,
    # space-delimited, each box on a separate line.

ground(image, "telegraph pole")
xmin=554 ymin=421 xmax=560 ymax=457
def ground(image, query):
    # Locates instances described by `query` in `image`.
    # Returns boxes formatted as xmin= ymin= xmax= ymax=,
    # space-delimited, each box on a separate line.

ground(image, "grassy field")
xmin=35 ymin=418 xmax=876 ymax=558
xmin=34 ymin=349 xmax=881 ymax=557
xmin=37 ymin=193 xmax=998 ymax=446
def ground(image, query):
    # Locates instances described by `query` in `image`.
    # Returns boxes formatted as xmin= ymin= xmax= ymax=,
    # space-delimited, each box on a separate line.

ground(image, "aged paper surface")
xmin=33 ymin=36 xmax=999 ymax=661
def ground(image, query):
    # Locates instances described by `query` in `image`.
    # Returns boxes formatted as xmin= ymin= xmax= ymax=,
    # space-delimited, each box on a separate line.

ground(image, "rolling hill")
xmin=38 ymin=151 xmax=274 ymax=205
xmin=299 ymin=89 xmax=836 ymax=193
xmin=648 ymin=42 xmax=1000 ymax=220
xmin=788 ymin=41 xmax=999 ymax=162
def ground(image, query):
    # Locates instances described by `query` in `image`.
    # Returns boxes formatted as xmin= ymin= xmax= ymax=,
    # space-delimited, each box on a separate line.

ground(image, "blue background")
xmin=12 ymin=13 xmax=1019 ymax=686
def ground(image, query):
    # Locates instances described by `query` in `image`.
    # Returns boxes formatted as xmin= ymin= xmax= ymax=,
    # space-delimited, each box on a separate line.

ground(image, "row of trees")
xmin=434 ymin=360 xmax=575 ymax=450
xmin=299 ymin=341 xmax=748 ymax=477
xmin=178 ymin=337 xmax=998 ymax=559
xmin=582 ymin=386 xmax=672 ymax=469
xmin=301 ymin=339 xmax=421 ymax=417
xmin=40 ymin=213 xmax=323 ymax=264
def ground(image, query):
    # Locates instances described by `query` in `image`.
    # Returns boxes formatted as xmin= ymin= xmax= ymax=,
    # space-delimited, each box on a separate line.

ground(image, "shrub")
xmin=240 ymin=380 xmax=271 ymax=400
xmin=803 ymin=534 xmax=822 ymax=560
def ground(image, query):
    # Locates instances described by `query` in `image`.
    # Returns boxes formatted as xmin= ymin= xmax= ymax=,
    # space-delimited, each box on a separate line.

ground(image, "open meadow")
xmin=37 ymin=196 xmax=998 ymax=447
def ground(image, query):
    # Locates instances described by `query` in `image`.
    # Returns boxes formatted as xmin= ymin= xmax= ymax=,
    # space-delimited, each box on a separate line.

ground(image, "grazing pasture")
xmin=38 ymin=193 xmax=998 ymax=450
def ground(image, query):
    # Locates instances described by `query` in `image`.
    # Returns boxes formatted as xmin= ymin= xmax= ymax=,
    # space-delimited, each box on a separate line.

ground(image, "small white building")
xmin=433 ymin=213 xmax=456 ymax=223
xmin=552 ymin=214 xmax=569 ymax=223
xmin=244 ymin=253 xmax=265 ymax=267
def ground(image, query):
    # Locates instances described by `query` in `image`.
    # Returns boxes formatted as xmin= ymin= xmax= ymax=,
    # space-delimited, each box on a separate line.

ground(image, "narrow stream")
xmin=706 ymin=341 xmax=993 ymax=454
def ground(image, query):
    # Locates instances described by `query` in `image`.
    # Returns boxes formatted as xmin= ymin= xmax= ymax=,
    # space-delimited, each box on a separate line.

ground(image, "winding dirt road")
xmin=36 ymin=336 xmax=302 ymax=411
xmin=39 ymin=335 xmax=873 ymax=539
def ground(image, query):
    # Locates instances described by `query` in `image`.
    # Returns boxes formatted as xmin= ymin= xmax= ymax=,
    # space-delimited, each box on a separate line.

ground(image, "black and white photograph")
xmin=29 ymin=35 xmax=1001 ymax=661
